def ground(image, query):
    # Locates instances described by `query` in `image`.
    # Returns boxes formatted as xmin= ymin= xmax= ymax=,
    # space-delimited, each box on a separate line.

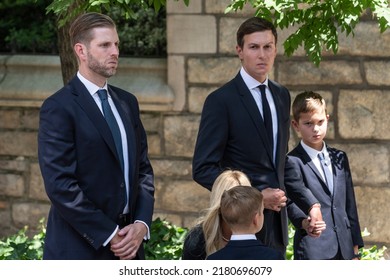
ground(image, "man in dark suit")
xmin=192 ymin=17 xmax=291 ymax=254
xmin=285 ymin=91 xmax=364 ymax=259
xmin=207 ymin=186 xmax=284 ymax=260
xmin=38 ymin=12 xmax=154 ymax=260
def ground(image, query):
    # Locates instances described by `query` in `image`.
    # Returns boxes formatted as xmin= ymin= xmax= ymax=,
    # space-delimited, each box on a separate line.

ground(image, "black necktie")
xmin=258 ymin=84 xmax=273 ymax=150
xmin=318 ymin=152 xmax=333 ymax=194
xmin=97 ymin=89 xmax=124 ymax=171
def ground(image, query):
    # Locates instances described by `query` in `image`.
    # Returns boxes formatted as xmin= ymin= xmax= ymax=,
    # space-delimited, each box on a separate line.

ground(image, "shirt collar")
xmin=77 ymin=72 xmax=108 ymax=96
xmin=240 ymin=67 xmax=269 ymax=90
xmin=300 ymin=140 xmax=328 ymax=159
xmin=230 ymin=234 xmax=257 ymax=241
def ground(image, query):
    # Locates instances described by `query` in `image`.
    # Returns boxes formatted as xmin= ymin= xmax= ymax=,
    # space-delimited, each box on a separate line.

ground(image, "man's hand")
xmin=261 ymin=188 xmax=287 ymax=212
xmin=306 ymin=203 xmax=326 ymax=236
xmin=110 ymin=222 xmax=147 ymax=260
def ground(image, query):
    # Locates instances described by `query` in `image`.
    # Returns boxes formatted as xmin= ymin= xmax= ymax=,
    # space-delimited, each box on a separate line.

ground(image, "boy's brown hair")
xmin=292 ymin=91 xmax=327 ymax=122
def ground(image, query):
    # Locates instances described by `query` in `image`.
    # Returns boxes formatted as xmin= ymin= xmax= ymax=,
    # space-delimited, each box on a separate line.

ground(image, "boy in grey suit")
xmin=285 ymin=91 xmax=364 ymax=260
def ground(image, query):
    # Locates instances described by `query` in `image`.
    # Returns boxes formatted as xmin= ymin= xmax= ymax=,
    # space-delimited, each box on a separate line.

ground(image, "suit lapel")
xmin=70 ymin=77 xmax=121 ymax=165
xmin=295 ymin=143 xmax=332 ymax=196
xmin=109 ymin=86 xmax=136 ymax=183
xmin=268 ymin=81 xmax=283 ymax=168
xmin=327 ymin=146 xmax=337 ymax=197
xmin=234 ymin=74 xmax=274 ymax=164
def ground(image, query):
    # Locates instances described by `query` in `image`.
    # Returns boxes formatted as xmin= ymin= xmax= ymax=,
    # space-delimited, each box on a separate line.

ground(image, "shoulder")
xmin=269 ymin=79 xmax=289 ymax=92
xmin=287 ymin=145 xmax=306 ymax=162
xmin=327 ymin=145 xmax=349 ymax=165
xmin=182 ymin=224 xmax=206 ymax=260
xmin=109 ymin=84 xmax=138 ymax=102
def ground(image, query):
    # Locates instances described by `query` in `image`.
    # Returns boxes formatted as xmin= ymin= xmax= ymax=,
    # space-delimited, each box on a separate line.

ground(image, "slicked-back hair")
xmin=69 ymin=12 xmax=116 ymax=48
xmin=236 ymin=17 xmax=277 ymax=48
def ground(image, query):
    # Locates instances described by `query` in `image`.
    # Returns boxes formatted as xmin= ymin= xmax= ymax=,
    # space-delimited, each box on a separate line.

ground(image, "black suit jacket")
xmin=207 ymin=239 xmax=285 ymax=260
xmin=192 ymin=72 xmax=291 ymax=251
xmin=285 ymin=143 xmax=364 ymax=259
xmin=38 ymin=76 xmax=154 ymax=259
xmin=182 ymin=224 xmax=207 ymax=260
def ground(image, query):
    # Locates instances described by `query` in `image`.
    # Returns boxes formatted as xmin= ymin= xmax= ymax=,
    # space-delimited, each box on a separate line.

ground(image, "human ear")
xmin=291 ymin=119 xmax=300 ymax=132
xmin=74 ymin=43 xmax=87 ymax=61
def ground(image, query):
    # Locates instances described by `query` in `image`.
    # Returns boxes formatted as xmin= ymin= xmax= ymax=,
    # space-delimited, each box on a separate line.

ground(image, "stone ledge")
xmin=0 ymin=55 xmax=174 ymax=112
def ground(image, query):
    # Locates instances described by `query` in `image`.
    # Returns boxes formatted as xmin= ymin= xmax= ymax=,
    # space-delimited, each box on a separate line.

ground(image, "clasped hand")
xmin=110 ymin=222 xmax=147 ymax=260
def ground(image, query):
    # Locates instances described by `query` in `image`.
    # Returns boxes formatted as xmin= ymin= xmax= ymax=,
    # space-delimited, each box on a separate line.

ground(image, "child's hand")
xmin=302 ymin=217 xmax=326 ymax=237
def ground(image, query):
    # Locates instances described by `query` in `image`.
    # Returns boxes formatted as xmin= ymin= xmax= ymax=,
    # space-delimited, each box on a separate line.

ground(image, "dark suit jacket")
xmin=182 ymin=224 xmax=207 ymax=260
xmin=38 ymin=76 xmax=155 ymax=259
xmin=192 ymin=72 xmax=291 ymax=252
xmin=285 ymin=143 xmax=364 ymax=260
xmin=207 ymin=239 xmax=285 ymax=260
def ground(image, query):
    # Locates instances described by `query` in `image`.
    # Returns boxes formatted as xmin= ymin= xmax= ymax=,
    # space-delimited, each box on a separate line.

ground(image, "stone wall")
xmin=0 ymin=0 xmax=389 ymax=256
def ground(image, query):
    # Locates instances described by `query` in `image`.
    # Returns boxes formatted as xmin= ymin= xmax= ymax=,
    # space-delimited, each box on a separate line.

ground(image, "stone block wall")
xmin=0 ymin=0 xmax=389 ymax=257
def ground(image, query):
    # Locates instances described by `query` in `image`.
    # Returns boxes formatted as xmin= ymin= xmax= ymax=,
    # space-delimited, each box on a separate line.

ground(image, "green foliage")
xmin=144 ymin=217 xmax=188 ymax=260
xmin=1 ymin=218 xmax=385 ymax=260
xmin=0 ymin=218 xmax=188 ymax=260
xmin=46 ymin=0 xmax=189 ymax=27
xmin=287 ymin=222 xmax=388 ymax=260
xmin=0 ymin=0 xmax=57 ymax=54
xmin=0 ymin=0 xmax=176 ymax=56
xmin=110 ymin=5 xmax=167 ymax=56
xmin=360 ymin=227 xmax=388 ymax=260
xmin=0 ymin=219 xmax=45 ymax=260
xmin=226 ymin=0 xmax=390 ymax=66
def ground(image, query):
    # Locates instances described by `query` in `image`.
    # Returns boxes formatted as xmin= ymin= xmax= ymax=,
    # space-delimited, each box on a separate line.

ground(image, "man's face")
xmin=236 ymin=30 xmax=277 ymax=83
xmin=86 ymin=27 xmax=119 ymax=79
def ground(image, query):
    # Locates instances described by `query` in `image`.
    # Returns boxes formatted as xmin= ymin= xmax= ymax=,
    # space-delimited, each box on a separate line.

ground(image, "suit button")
xmin=120 ymin=182 xmax=125 ymax=188
xmin=333 ymin=226 xmax=338 ymax=232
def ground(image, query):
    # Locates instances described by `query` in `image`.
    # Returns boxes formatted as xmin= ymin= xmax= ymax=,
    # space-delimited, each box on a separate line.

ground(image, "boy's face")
xmin=292 ymin=107 xmax=329 ymax=151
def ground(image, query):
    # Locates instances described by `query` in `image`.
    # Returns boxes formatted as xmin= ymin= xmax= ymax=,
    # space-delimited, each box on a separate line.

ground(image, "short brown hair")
xmin=220 ymin=186 xmax=263 ymax=229
xmin=292 ymin=91 xmax=327 ymax=122
xmin=236 ymin=17 xmax=277 ymax=48
xmin=69 ymin=12 xmax=116 ymax=48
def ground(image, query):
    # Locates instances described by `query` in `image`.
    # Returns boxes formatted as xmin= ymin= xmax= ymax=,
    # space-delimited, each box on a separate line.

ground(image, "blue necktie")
xmin=97 ymin=89 xmax=124 ymax=172
xmin=258 ymin=85 xmax=273 ymax=150
xmin=318 ymin=152 xmax=333 ymax=195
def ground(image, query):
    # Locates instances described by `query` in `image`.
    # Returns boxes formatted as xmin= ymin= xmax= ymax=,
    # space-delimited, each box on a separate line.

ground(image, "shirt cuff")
xmin=103 ymin=225 xmax=119 ymax=247
xmin=135 ymin=220 xmax=150 ymax=240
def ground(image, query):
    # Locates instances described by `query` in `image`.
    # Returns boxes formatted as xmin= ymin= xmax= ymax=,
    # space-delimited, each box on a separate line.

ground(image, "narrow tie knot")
xmin=97 ymin=89 xmax=108 ymax=101
xmin=258 ymin=84 xmax=266 ymax=94
xmin=318 ymin=152 xmax=330 ymax=166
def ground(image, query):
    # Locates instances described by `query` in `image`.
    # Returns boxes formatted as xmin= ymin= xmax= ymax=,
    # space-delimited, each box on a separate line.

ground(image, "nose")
xmin=313 ymin=124 xmax=320 ymax=132
xmin=257 ymin=48 xmax=265 ymax=58
xmin=111 ymin=44 xmax=119 ymax=57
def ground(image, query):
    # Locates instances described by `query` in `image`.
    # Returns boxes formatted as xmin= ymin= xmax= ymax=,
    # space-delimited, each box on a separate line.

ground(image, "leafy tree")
xmin=0 ymin=0 xmax=57 ymax=54
xmin=226 ymin=0 xmax=390 ymax=66
xmin=46 ymin=0 xmax=189 ymax=84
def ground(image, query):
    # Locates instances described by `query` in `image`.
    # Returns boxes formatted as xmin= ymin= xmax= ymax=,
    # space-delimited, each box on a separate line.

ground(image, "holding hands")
xmin=302 ymin=203 xmax=326 ymax=237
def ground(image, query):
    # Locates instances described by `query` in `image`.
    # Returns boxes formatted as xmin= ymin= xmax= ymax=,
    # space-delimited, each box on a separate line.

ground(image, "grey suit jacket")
xmin=286 ymin=143 xmax=364 ymax=259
